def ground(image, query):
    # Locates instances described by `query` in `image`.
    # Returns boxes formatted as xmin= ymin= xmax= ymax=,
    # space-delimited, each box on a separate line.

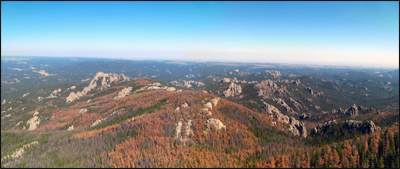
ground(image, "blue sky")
xmin=1 ymin=1 xmax=399 ymax=67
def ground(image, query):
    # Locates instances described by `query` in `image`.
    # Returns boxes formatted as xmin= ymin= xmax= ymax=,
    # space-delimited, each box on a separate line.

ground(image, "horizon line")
xmin=1 ymin=55 xmax=399 ymax=69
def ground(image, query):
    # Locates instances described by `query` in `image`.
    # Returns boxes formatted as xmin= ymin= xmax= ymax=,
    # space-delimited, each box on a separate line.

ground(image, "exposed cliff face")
xmin=346 ymin=104 xmax=359 ymax=116
xmin=293 ymin=79 xmax=301 ymax=86
xmin=133 ymin=82 xmax=176 ymax=94
xmin=264 ymin=70 xmax=281 ymax=78
xmin=90 ymin=72 xmax=130 ymax=91
xmin=262 ymin=101 xmax=307 ymax=137
xmin=263 ymin=102 xmax=281 ymax=114
xmin=255 ymin=80 xmax=290 ymax=99
xmin=171 ymin=80 xmax=204 ymax=88
xmin=288 ymin=117 xmax=307 ymax=137
xmin=273 ymin=98 xmax=297 ymax=115
xmin=305 ymin=87 xmax=323 ymax=96
xmin=330 ymin=104 xmax=377 ymax=116
xmin=113 ymin=87 xmax=133 ymax=100
xmin=66 ymin=72 xmax=130 ymax=103
xmin=222 ymin=83 xmax=242 ymax=97
xmin=311 ymin=120 xmax=380 ymax=136
xmin=221 ymin=78 xmax=231 ymax=83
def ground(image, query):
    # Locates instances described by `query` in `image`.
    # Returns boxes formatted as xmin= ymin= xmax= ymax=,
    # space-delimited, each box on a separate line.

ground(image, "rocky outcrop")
xmin=263 ymin=102 xmax=307 ymax=137
xmin=175 ymin=121 xmax=183 ymax=140
xmin=78 ymin=109 xmax=87 ymax=114
xmin=278 ymin=79 xmax=291 ymax=83
xmin=210 ymin=97 xmax=220 ymax=107
xmin=305 ymin=87 xmax=313 ymax=95
xmin=2 ymin=100 xmax=6 ymax=104
xmin=22 ymin=92 xmax=29 ymax=97
xmin=114 ymin=87 xmax=133 ymax=100
xmin=182 ymin=103 xmax=189 ymax=108
xmin=346 ymin=104 xmax=359 ymax=116
xmin=255 ymin=80 xmax=290 ymax=99
xmin=305 ymin=87 xmax=323 ymax=97
xmin=185 ymin=120 xmax=193 ymax=138
xmin=1 ymin=114 xmax=12 ymax=119
xmin=92 ymin=72 xmax=130 ymax=90
xmin=311 ymin=120 xmax=380 ymax=136
xmin=171 ymin=80 xmax=204 ymax=88
xmin=66 ymin=72 xmax=130 ymax=103
xmin=274 ymin=112 xmax=307 ymax=137
xmin=288 ymin=117 xmax=307 ymax=137
xmin=223 ymin=83 xmax=242 ymax=97
xmin=206 ymin=118 xmax=226 ymax=132
xmin=289 ymin=97 xmax=306 ymax=111
xmin=304 ymin=97 xmax=313 ymax=102
xmin=221 ymin=78 xmax=231 ymax=83
xmin=175 ymin=119 xmax=194 ymax=145
xmin=90 ymin=108 xmax=126 ymax=128
xmin=27 ymin=112 xmax=40 ymax=131
xmin=67 ymin=125 xmax=74 ymax=131
xmin=331 ymin=108 xmax=345 ymax=114
xmin=262 ymin=102 xmax=281 ymax=114
xmin=331 ymin=104 xmax=376 ymax=116
xmin=276 ymin=113 xmax=290 ymax=124
xmin=66 ymin=92 xmax=80 ymax=103
xmin=133 ymin=82 xmax=176 ymax=94
xmin=204 ymin=102 xmax=213 ymax=109
xmin=300 ymin=113 xmax=311 ymax=120
xmin=1 ymin=141 xmax=38 ymax=161
xmin=273 ymin=98 xmax=297 ymax=115
xmin=232 ymin=78 xmax=239 ymax=83
xmin=293 ymin=79 xmax=301 ymax=86
xmin=38 ymin=97 xmax=43 ymax=101
xmin=265 ymin=70 xmax=281 ymax=78
xmin=248 ymin=81 xmax=258 ymax=84
xmin=15 ymin=121 xmax=23 ymax=127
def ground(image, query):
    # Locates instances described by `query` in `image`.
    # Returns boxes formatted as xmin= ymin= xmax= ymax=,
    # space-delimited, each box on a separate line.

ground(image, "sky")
xmin=1 ymin=1 xmax=399 ymax=68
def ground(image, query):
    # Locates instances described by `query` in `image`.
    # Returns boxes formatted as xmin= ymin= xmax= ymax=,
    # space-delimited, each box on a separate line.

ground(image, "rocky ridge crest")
xmin=255 ymin=80 xmax=291 ymax=99
xmin=222 ymin=83 xmax=242 ymax=97
xmin=262 ymin=101 xmax=307 ymax=137
xmin=311 ymin=120 xmax=380 ymax=136
xmin=66 ymin=72 xmax=130 ymax=103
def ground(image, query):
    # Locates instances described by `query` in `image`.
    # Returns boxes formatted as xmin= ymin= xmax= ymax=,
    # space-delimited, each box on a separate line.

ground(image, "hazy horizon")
xmin=2 ymin=1 xmax=399 ymax=68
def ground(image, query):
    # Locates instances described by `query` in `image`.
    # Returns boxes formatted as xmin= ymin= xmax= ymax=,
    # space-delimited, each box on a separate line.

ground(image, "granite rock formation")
xmin=264 ymin=70 xmax=281 ymax=78
xmin=66 ymin=72 xmax=130 ymax=103
xmin=222 ymin=83 xmax=242 ymax=97
xmin=311 ymin=120 xmax=380 ymax=136
xmin=114 ymin=87 xmax=133 ymax=100
xmin=255 ymin=80 xmax=290 ymax=99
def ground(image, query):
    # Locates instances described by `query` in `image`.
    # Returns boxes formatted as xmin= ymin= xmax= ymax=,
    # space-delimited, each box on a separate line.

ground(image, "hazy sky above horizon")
xmin=1 ymin=1 xmax=399 ymax=68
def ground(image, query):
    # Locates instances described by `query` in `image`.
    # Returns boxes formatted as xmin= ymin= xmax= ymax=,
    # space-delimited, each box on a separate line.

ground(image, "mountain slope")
xmin=1 ymin=71 xmax=398 ymax=168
